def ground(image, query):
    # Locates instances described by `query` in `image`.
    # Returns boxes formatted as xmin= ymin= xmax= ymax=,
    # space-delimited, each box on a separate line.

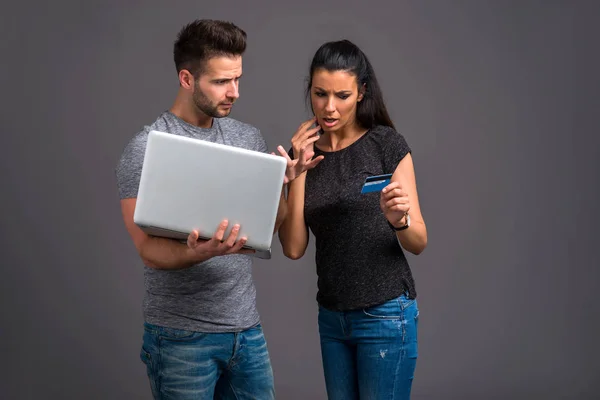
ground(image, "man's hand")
xmin=186 ymin=219 xmax=255 ymax=260
xmin=274 ymin=117 xmax=325 ymax=184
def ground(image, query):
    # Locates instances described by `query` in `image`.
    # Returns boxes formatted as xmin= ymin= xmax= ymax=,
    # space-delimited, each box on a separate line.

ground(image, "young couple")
xmin=116 ymin=18 xmax=427 ymax=400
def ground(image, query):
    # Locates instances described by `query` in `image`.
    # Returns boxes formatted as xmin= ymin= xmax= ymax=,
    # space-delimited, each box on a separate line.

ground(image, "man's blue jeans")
xmin=318 ymin=294 xmax=419 ymax=399
xmin=140 ymin=322 xmax=275 ymax=399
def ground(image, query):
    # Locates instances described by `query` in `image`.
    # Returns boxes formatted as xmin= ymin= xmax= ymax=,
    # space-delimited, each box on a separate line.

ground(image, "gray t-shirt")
xmin=115 ymin=111 xmax=268 ymax=333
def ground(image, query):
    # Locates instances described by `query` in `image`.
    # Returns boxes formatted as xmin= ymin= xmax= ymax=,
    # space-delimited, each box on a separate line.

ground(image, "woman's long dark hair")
xmin=305 ymin=39 xmax=395 ymax=130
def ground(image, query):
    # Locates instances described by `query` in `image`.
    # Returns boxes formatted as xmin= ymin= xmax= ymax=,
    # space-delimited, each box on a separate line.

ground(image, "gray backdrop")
xmin=1 ymin=0 xmax=598 ymax=399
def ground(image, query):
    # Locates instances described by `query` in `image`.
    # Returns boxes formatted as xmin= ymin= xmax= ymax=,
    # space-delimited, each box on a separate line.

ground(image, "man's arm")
xmin=121 ymin=198 xmax=253 ymax=270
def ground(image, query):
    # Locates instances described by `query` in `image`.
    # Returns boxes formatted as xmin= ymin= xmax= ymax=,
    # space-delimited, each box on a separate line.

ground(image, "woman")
xmin=277 ymin=40 xmax=428 ymax=399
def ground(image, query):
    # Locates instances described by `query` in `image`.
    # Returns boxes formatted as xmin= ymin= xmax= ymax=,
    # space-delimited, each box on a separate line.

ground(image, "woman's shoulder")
xmin=370 ymin=124 xmax=402 ymax=137
xmin=366 ymin=125 xmax=408 ymax=145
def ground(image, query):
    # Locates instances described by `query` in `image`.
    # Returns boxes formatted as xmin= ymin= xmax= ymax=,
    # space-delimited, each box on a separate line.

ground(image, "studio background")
xmin=1 ymin=1 xmax=598 ymax=399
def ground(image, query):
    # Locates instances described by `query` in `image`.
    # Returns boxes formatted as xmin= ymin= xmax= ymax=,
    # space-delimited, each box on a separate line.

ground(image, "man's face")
xmin=192 ymin=55 xmax=242 ymax=118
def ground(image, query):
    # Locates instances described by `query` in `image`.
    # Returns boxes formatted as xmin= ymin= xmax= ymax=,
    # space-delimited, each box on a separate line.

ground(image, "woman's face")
xmin=310 ymin=68 xmax=364 ymax=133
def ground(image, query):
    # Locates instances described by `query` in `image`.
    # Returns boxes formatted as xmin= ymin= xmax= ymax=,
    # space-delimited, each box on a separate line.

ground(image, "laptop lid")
xmin=133 ymin=130 xmax=287 ymax=259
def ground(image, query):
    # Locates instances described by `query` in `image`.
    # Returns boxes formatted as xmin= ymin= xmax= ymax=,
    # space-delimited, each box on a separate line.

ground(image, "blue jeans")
xmin=140 ymin=322 xmax=275 ymax=399
xmin=318 ymin=294 xmax=419 ymax=400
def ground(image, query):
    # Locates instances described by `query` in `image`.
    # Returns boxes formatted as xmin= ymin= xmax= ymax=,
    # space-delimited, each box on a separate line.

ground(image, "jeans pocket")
xmin=140 ymin=346 xmax=161 ymax=398
xmin=397 ymin=294 xmax=416 ymax=311
xmin=140 ymin=346 xmax=152 ymax=365
xmin=362 ymin=298 xmax=403 ymax=319
xmin=158 ymin=326 xmax=198 ymax=341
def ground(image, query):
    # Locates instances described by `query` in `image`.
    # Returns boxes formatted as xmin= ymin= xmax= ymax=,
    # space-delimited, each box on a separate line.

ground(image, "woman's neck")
xmin=318 ymin=121 xmax=368 ymax=152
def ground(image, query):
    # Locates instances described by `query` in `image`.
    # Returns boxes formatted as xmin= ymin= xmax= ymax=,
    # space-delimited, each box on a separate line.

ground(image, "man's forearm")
xmin=139 ymin=236 xmax=208 ymax=270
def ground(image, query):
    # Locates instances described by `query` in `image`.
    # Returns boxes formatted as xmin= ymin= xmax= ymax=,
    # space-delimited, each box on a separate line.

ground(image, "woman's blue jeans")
xmin=318 ymin=294 xmax=419 ymax=400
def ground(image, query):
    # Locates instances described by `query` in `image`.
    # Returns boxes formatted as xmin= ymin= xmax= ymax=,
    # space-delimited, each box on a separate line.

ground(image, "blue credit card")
xmin=361 ymin=173 xmax=393 ymax=194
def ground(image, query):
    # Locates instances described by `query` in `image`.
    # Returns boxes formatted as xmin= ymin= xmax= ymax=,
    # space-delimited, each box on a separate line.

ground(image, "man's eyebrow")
xmin=211 ymin=74 xmax=243 ymax=82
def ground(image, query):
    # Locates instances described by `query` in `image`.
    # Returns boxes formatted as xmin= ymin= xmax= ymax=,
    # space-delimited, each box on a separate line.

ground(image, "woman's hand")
xmin=380 ymin=181 xmax=410 ymax=227
xmin=275 ymin=117 xmax=324 ymax=184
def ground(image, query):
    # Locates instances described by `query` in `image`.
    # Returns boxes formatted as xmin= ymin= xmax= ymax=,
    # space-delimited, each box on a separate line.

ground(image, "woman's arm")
xmin=278 ymin=173 xmax=310 ymax=259
xmin=380 ymin=153 xmax=428 ymax=255
xmin=277 ymin=118 xmax=324 ymax=259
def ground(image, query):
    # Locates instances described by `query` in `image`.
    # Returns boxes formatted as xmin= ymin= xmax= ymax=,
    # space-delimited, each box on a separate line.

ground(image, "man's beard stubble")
xmin=192 ymin=86 xmax=232 ymax=119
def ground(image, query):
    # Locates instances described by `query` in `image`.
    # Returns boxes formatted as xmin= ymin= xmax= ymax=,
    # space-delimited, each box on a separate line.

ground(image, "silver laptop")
xmin=133 ymin=130 xmax=287 ymax=259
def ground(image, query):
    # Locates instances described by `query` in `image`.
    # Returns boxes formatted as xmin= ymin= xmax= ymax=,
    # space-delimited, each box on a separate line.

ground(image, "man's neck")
xmin=170 ymin=91 xmax=213 ymax=128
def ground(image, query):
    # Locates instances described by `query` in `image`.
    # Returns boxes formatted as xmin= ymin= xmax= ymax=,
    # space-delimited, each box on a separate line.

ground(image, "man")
xmin=115 ymin=19 xmax=321 ymax=399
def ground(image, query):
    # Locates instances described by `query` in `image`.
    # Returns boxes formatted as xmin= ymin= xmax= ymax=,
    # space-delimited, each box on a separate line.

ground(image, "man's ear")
xmin=178 ymin=69 xmax=195 ymax=90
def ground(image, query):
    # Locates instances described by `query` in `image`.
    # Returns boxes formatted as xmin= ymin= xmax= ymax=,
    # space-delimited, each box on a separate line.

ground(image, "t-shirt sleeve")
xmin=383 ymin=129 xmax=412 ymax=173
xmin=254 ymin=128 xmax=269 ymax=154
xmin=115 ymin=133 xmax=146 ymax=199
